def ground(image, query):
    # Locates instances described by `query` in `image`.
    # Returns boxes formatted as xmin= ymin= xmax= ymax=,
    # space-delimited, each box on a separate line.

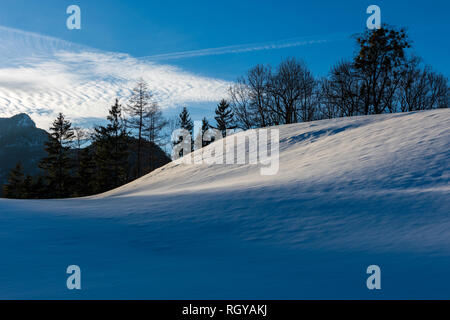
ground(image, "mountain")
xmin=0 ymin=113 xmax=49 ymax=185
xmin=0 ymin=109 xmax=448 ymax=299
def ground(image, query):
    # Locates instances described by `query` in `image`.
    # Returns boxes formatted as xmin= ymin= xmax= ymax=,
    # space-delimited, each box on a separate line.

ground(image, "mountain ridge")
xmin=0 ymin=113 xmax=49 ymax=185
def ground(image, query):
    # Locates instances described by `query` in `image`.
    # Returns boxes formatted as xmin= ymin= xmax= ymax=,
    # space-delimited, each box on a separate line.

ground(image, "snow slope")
xmin=0 ymin=109 xmax=449 ymax=299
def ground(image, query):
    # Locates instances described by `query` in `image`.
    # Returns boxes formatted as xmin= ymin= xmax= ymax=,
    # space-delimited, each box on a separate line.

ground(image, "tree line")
xmin=229 ymin=25 xmax=448 ymax=129
xmin=2 ymin=81 xmax=171 ymax=199
xmin=2 ymin=79 xmax=240 ymax=199
xmin=171 ymin=25 xmax=448 ymax=156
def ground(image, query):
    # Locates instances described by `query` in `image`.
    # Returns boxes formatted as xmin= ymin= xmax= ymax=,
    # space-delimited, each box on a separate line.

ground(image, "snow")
xmin=0 ymin=109 xmax=449 ymax=299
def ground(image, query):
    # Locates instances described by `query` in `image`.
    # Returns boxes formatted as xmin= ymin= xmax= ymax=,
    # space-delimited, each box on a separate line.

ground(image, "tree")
xmin=230 ymin=65 xmax=275 ymax=130
xmin=399 ymin=57 xmax=449 ymax=112
xmin=75 ymin=148 xmax=96 ymax=196
xmin=214 ymin=99 xmax=236 ymax=137
xmin=246 ymin=65 xmax=273 ymax=127
xmin=354 ymin=25 xmax=411 ymax=114
xmin=2 ymin=163 xmax=25 ymax=198
xmin=194 ymin=117 xmax=212 ymax=149
xmin=174 ymin=107 xmax=194 ymax=158
xmin=126 ymin=79 xmax=153 ymax=178
xmin=39 ymin=113 xmax=75 ymax=198
xmin=230 ymin=59 xmax=318 ymax=128
xmin=296 ymin=64 xmax=318 ymax=122
xmin=73 ymin=126 xmax=89 ymax=168
xmin=266 ymin=58 xmax=317 ymax=124
xmin=201 ymin=117 xmax=212 ymax=147
xmin=93 ymin=99 xmax=129 ymax=192
xmin=320 ymin=61 xmax=363 ymax=118
xmin=144 ymin=101 xmax=167 ymax=171
xmin=22 ymin=175 xmax=34 ymax=198
xmin=32 ymin=176 xmax=47 ymax=199
xmin=229 ymin=79 xmax=254 ymax=130
xmin=178 ymin=107 xmax=193 ymax=133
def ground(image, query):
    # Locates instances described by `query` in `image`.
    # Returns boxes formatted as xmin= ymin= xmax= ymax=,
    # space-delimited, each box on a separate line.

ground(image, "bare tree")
xmin=73 ymin=126 xmax=90 ymax=168
xmin=125 ymin=79 xmax=152 ymax=177
xmin=73 ymin=126 xmax=89 ymax=150
xmin=247 ymin=65 xmax=273 ymax=127
xmin=144 ymin=101 xmax=167 ymax=171
xmin=266 ymin=58 xmax=316 ymax=124
xmin=320 ymin=61 xmax=363 ymax=118
xmin=229 ymin=65 xmax=274 ymax=129
xmin=297 ymin=65 xmax=318 ymax=122
xmin=229 ymin=79 xmax=253 ymax=130
xmin=399 ymin=58 xmax=449 ymax=112
xmin=426 ymin=70 xmax=449 ymax=110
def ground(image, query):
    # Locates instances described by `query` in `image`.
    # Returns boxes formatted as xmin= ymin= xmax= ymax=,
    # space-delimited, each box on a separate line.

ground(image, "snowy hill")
xmin=0 ymin=109 xmax=449 ymax=299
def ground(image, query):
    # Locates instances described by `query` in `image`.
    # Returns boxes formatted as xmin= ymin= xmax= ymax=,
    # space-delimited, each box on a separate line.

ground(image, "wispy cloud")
xmin=141 ymin=33 xmax=346 ymax=61
xmin=0 ymin=26 xmax=348 ymax=129
xmin=0 ymin=25 xmax=90 ymax=65
xmin=0 ymin=26 xmax=231 ymax=129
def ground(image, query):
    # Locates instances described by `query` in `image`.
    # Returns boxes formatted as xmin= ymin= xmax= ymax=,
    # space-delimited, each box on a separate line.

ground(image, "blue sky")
xmin=0 ymin=0 xmax=448 ymax=130
xmin=0 ymin=0 xmax=449 ymax=80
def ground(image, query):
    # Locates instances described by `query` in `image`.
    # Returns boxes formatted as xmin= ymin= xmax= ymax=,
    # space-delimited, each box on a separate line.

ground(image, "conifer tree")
xmin=214 ymin=99 xmax=236 ymax=137
xmin=175 ymin=107 xmax=194 ymax=157
xmin=22 ymin=175 xmax=34 ymax=199
xmin=93 ymin=99 xmax=129 ymax=192
xmin=39 ymin=113 xmax=74 ymax=198
xmin=178 ymin=107 xmax=194 ymax=134
xmin=201 ymin=117 xmax=212 ymax=147
xmin=75 ymin=148 xmax=96 ymax=196
xmin=2 ymin=163 xmax=25 ymax=198
xmin=32 ymin=176 xmax=47 ymax=199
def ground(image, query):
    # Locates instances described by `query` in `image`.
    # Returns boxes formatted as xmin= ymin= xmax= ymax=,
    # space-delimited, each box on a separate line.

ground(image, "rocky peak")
xmin=9 ymin=113 xmax=36 ymax=128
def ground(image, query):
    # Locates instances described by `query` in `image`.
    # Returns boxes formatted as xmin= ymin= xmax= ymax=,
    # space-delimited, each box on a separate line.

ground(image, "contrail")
xmin=141 ymin=33 xmax=349 ymax=61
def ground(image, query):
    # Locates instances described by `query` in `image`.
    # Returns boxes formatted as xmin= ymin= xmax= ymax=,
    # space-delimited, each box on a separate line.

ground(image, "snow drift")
xmin=0 ymin=109 xmax=449 ymax=299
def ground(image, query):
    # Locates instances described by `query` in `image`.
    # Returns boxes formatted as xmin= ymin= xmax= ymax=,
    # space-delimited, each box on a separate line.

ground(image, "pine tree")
xmin=201 ymin=117 xmax=212 ymax=147
xmin=32 ymin=176 xmax=47 ymax=199
xmin=22 ymin=175 xmax=34 ymax=199
xmin=214 ymin=99 xmax=236 ymax=137
xmin=2 ymin=163 xmax=25 ymax=198
xmin=175 ymin=107 xmax=194 ymax=157
xmin=178 ymin=107 xmax=193 ymax=133
xmin=93 ymin=99 xmax=129 ymax=193
xmin=75 ymin=148 xmax=96 ymax=196
xmin=38 ymin=113 xmax=74 ymax=198
xmin=125 ymin=79 xmax=152 ymax=178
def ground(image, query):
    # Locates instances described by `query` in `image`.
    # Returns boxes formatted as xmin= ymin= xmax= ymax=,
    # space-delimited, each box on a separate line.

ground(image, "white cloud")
xmin=0 ymin=26 xmax=231 ymax=129
xmin=0 ymin=25 xmax=344 ymax=129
